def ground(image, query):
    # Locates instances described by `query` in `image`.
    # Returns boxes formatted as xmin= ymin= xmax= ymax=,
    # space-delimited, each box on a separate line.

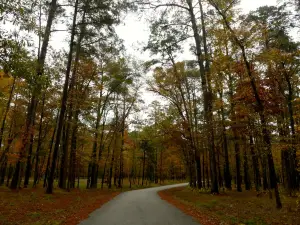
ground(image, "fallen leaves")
xmin=158 ymin=187 xmax=220 ymax=225
xmin=0 ymin=186 xmax=120 ymax=225
xmin=158 ymin=187 xmax=300 ymax=225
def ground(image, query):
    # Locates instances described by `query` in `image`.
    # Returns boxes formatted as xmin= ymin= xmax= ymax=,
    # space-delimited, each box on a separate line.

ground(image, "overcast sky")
xmin=47 ymin=0 xmax=278 ymax=59
xmin=41 ymin=0 xmax=280 ymax=118
xmin=115 ymin=0 xmax=278 ymax=61
xmin=113 ymin=0 xmax=278 ymax=108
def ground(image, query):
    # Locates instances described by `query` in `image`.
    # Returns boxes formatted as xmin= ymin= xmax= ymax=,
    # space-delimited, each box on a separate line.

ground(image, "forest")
xmin=0 ymin=0 xmax=300 ymax=223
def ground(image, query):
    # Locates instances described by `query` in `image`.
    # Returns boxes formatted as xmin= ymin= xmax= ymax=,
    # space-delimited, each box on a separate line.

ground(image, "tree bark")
xmin=283 ymin=65 xmax=298 ymax=192
xmin=243 ymin=137 xmax=251 ymax=190
xmin=13 ymin=0 xmax=57 ymax=190
xmin=249 ymin=134 xmax=261 ymax=191
xmin=33 ymin=94 xmax=46 ymax=187
xmin=186 ymin=0 xmax=218 ymax=193
xmin=68 ymin=109 xmax=79 ymax=190
xmin=234 ymin=137 xmax=242 ymax=192
xmin=0 ymin=77 xmax=15 ymax=151
xmin=142 ymin=144 xmax=146 ymax=186
xmin=46 ymin=0 xmax=79 ymax=194
xmin=219 ymin=90 xmax=232 ymax=189
xmin=43 ymin=113 xmax=58 ymax=188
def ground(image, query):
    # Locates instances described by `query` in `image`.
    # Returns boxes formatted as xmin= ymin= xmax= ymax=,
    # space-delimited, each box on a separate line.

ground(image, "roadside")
xmin=0 ymin=179 xmax=184 ymax=225
xmin=159 ymin=187 xmax=300 ymax=225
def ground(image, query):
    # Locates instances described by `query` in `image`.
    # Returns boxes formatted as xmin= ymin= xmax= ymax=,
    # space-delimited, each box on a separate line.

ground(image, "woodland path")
xmin=79 ymin=183 xmax=200 ymax=225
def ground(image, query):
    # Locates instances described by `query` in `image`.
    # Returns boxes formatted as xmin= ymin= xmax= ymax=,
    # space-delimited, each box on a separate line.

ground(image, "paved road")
xmin=79 ymin=183 xmax=200 ymax=225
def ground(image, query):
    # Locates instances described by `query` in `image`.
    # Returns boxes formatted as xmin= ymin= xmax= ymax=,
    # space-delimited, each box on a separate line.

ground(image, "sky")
xmin=114 ymin=0 xmax=278 ymax=108
xmin=115 ymin=0 xmax=278 ymax=61
xmin=48 ymin=0 xmax=278 ymax=60
xmin=41 ymin=0 xmax=279 ymax=117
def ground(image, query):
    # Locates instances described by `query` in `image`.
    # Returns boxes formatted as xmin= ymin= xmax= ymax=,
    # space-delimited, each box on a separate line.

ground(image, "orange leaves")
xmin=0 ymin=71 xmax=14 ymax=95
xmin=13 ymin=138 xmax=23 ymax=154
xmin=6 ymin=152 xmax=20 ymax=164
xmin=124 ymin=130 xmax=134 ymax=148
xmin=233 ymin=61 xmax=246 ymax=78
xmin=233 ymin=77 xmax=284 ymax=116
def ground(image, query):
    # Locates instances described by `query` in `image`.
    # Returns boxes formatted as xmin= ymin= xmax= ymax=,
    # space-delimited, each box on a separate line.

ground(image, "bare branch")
xmin=136 ymin=1 xmax=189 ymax=11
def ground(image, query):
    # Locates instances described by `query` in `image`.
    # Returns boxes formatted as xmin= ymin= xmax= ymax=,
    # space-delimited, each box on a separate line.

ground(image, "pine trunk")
xmin=33 ymin=94 xmax=46 ymax=187
xmin=46 ymin=0 xmax=79 ymax=194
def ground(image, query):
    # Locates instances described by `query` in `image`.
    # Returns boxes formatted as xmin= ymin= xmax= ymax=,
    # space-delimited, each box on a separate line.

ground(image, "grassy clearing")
xmin=0 ymin=179 xmax=184 ymax=225
xmin=159 ymin=187 xmax=300 ymax=225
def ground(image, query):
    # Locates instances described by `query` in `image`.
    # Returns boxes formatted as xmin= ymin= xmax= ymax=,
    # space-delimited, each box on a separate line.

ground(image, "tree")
xmin=208 ymin=0 xmax=282 ymax=208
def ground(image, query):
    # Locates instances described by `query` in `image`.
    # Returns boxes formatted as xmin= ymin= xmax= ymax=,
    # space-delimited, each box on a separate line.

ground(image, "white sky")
xmin=49 ymin=0 xmax=278 ymax=61
xmin=45 ymin=0 xmax=279 ymax=64
xmin=115 ymin=0 xmax=278 ymax=61
xmin=23 ymin=0 xmax=278 ymax=119
xmin=114 ymin=0 xmax=278 ymax=107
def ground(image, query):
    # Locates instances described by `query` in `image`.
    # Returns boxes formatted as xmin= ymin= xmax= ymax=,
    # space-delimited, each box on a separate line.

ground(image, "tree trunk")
xmin=243 ymin=138 xmax=251 ymax=190
xmin=142 ymin=147 xmax=146 ymax=186
xmin=249 ymin=134 xmax=261 ymax=191
xmin=160 ymin=148 xmax=163 ymax=184
xmin=195 ymin=154 xmax=202 ymax=189
xmin=33 ymin=94 xmax=45 ymax=187
xmin=217 ymin=146 xmax=223 ymax=187
xmin=16 ymin=0 xmax=57 ymax=190
xmin=220 ymin=91 xmax=231 ymax=189
xmin=43 ymin=114 xmax=58 ymax=188
xmin=202 ymin=152 xmax=205 ymax=188
xmin=59 ymin=121 xmax=68 ymax=189
xmin=0 ymin=77 xmax=15 ymax=150
xmin=10 ymin=161 xmax=20 ymax=189
xmin=24 ymin=125 xmax=36 ymax=188
xmin=118 ymin=118 xmax=125 ymax=188
xmin=187 ymin=0 xmax=218 ymax=193
xmin=284 ymin=68 xmax=298 ymax=192
xmin=91 ymin=93 xmax=103 ymax=188
xmin=46 ymin=0 xmax=79 ymax=194
xmin=0 ymin=119 xmax=14 ymax=166
xmin=108 ymin=136 xmax=116 ymax=189
xmin=0 ymin=160 xmax=7 ymax=186
xmin=101 ymin=141 xmax=112 ymax=189
xmin=234 ymin=138 xmax=242 ymax=192
xmin=68 ymin=109 xmax=79 ymax=190
xmin=206 ymin=150 xmax=210 ymax=188
xmin=6 ymin=164 xmax=13 ymax=187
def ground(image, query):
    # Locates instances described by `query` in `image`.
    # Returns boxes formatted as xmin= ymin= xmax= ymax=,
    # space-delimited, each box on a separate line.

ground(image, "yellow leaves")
xmin=214 ymin=98 xmax=224 ymax=111
xmin=0 ymin=70 xmax=13 ymax=94
xmin=296 ymin=150 xmax=300 ymax=163
xmin=98 ymin=84 xmax=104 ymax=91
xmin=13 ymin=138 xmax=24 ymax=154
xmin=295 ymin=125 xmax=300 ymax=134
xmin=6 ymin=152 xmax=19 ymax=164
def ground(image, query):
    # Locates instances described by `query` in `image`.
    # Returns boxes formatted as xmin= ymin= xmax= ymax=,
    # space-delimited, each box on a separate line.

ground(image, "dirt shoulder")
xmin=159 ymin=187 xmax=300 ymax=225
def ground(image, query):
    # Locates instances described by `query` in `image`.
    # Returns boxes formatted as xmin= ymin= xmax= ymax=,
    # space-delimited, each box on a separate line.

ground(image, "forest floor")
xmin=159 ymin=186 xmax=300 ymax=225
xmin=0 ymin=179 xmax=182 ymax=225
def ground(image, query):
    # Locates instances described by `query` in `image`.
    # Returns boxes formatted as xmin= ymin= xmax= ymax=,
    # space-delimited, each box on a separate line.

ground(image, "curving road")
xmin=79 ymin=183 xmax=200 ymax=225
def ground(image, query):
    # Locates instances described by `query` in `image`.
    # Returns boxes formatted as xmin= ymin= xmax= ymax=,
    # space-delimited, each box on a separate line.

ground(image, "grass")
xmin=0 ymin=178 xmax=184 ymax=225
xmin=159 ymin=187 xmax=300 ymax=225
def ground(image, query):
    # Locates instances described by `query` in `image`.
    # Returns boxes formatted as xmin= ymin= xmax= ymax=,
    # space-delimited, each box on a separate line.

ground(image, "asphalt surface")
xmin=79 ymin=183 xmax=200 ymax=225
